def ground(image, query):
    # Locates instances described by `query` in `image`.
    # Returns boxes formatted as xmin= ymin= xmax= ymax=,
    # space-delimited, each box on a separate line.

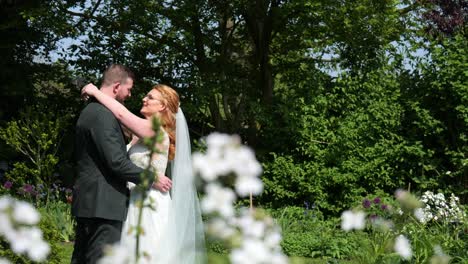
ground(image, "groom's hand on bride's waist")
xmin=151 ymin=174 xmax=172 ymax=193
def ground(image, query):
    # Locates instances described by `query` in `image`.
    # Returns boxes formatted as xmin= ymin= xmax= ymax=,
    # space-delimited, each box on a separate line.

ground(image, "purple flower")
xmin=362 ymin=199 xmax=371 ymax=208
xmin=369 ymin=214 xmax=378 ymax=221
xmin=304 ymin=201 xmax=310 ymax=210
xmin=373 ymin=197 xmax=381 ymax=204
xmin=381 ymin=204 xmax=388 ymax=210
xmin=23 ymin=184 xmax=34 ymax=193
xmin=3 ymin=181 xmax=12 ymax=189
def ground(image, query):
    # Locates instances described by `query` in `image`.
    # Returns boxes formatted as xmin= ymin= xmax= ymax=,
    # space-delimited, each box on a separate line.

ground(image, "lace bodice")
xmin=127 ymin=130 xmax=169 ymax=180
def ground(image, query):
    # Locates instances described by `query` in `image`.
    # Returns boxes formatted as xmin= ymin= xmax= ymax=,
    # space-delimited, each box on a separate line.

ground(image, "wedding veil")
xmin=156 ymin=107 xmax=206 ymax=263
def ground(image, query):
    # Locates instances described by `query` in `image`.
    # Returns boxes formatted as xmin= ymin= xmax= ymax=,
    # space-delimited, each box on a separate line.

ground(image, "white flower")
xmin=0 ymin=196 xmax=12 ymax=210
xmin=206 ymin=218 xmax=236 ymax=239
xmin=414 ymin=208 xmax=426 ymax=223
xmin=98 ymin=244 xmax=134 ymax=264
xmin=193 ymin=133 xmax=287 ymax=263
xmin=28 ymin=239 xmax=50 ymax=262
xmin=230 ymin=247 xmax=251 ymax=264
xmin=194 ymin=133 xmax=263 ymax=184
xmin=229 ymin=147 xmax=262 ymax=178
xmin=17 ymin=227 xmax=50 ymax=262
xmin=341 ymin=210 xmax=366 ymax=231
xmin=0 ymin=258 xmax=11 ymax=264
xmin=13 ymin=201 xmax=40 ymax=225
xmin=230 ymin=238 xmax=270 ymax=264
xmin=270 ymin=252 xmax=288 ymax=264
xmin=433 ymin=245 xmax=446 ymax=256
xmin=235 ymin=175 xmax=263 ymax=197
xmin=201 ymin=183 xmax=236 ymax=217
xmin=206 ymin=132 xmax=239 ymax=150
xmin=426 ymin=212 xmax=433 ymax=220
xmin=236 ymin=213 xmax=266 ymax=239
xmin=0 ymin=196 xmax=50 ymax=262
xmin=264 ymin=230 xmax=282 ymax=249
xmin=0 ymin=212 xmax=14 ymax=237
xmin=192 ymin=152 xmax=221 ymax=181
xmin=9 ymin=227 xmax=32 ymax=254
xmin=394 ymin=235 xmax=412 ymax=260
xmin=8 ymin=226 xmax=49 ymax=261
xmin=370 ymin=217 xmax=394 ymax=231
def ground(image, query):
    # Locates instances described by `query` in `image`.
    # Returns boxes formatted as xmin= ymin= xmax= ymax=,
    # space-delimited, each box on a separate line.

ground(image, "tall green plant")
xmin=0 ymin=105 xmax=69 ymax=205
xmin=39 ymin=200 xmax=75 ymax=243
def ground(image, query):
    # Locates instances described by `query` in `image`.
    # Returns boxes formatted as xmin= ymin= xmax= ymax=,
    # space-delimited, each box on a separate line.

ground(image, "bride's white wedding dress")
xmin=118 ymin=108 xmax=206 ymax=264
xmin=121 ymin=130 xmax=171 ymax=263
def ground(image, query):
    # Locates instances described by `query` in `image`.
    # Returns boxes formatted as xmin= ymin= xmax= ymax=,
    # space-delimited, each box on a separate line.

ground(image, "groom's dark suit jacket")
xmin=72 ymin=101 xmax=143 ymax=221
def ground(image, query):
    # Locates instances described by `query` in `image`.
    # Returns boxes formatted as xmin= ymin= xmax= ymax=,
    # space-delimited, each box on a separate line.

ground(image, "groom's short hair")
xmin=101 ymin=64 xmax=135 ymax=87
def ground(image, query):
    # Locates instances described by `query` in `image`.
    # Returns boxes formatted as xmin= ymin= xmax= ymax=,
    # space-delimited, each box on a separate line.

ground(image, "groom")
xmin=71 ymin=64 xmax=144 ymax=264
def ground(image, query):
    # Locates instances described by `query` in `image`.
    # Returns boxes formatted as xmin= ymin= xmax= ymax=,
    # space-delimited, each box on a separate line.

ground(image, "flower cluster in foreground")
xmin=97 ymin=244 xmax=133 ymax=264
xmin=341 ymin=210 xmax=366 ymax=231
xmin=0 ymin=195 xmax=50 ymax=263
xmin=194 ymin=133 xmax=288 ymax=264
xmin=394 ymin=234 xmax=412 ymax=260
xmin=193 ymin=133 xmax=263 ymax=197
xmin=98 ymin=132 xmax=286 ymax=264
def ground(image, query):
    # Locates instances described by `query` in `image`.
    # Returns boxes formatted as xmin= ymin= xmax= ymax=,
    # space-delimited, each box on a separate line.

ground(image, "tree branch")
xmin=75 ymin=0 xmax=102 ymax=28
xmin=398 ymin=1 xmax=422 ymax=16
xmin=60 ymin=0 xmax=103 ymax=29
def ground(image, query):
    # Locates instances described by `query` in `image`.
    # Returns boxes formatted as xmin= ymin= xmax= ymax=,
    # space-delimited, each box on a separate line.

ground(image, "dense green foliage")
xmin=260 ymin=37 xmax=467 ymax=213
xmin=0 ymin=0 xmax=466 ymax=236
xmin=0 ymin=105 xmax=71 ymax=206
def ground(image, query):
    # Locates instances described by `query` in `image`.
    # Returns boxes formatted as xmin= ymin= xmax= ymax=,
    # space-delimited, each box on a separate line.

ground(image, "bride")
xmin=82 ymin=83 xmax=206 ymax=264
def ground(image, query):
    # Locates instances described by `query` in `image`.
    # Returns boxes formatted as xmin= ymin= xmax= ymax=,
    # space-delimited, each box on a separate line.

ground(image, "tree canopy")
xmin=1 ymin=0 xmax=466 ymax=213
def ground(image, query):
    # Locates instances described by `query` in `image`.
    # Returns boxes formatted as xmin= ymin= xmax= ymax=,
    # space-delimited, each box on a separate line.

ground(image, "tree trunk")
xmin=244 ymin=0 xmax=278 ymax=105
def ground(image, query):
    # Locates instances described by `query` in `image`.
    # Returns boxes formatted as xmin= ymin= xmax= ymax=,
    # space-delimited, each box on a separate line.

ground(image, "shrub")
xmin=282 ymin=231 xmax=363 ymax=260
xmin=0 ymin=105 xmax=70 ymax=206
xmin=39 ymin=200 xmax=75 ymax=243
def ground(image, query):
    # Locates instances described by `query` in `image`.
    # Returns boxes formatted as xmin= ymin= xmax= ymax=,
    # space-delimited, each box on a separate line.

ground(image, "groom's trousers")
xmin=71 ymin=217 xmax=123 ymax=264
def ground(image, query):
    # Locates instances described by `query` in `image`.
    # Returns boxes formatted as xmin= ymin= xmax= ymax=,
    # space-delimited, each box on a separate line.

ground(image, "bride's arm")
xmin=82 ymin=83 xmax=155 ymax=138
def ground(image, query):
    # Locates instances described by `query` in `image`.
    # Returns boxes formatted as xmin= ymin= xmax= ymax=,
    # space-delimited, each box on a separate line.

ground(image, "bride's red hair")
xmin=152 ymin=84 xmax=179 ymax=160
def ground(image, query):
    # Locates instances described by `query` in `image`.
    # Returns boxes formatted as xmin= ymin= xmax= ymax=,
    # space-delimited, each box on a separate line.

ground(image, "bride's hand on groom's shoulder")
xmin=152 ymin=174 xmax=172 ymax=193
xmin=81 ymin=83 xmax=99 ymax=101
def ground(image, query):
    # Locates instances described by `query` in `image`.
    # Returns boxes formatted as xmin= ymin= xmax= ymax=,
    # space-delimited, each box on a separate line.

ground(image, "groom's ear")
xmin=112 ymin=82 xmax=121 ymax=94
